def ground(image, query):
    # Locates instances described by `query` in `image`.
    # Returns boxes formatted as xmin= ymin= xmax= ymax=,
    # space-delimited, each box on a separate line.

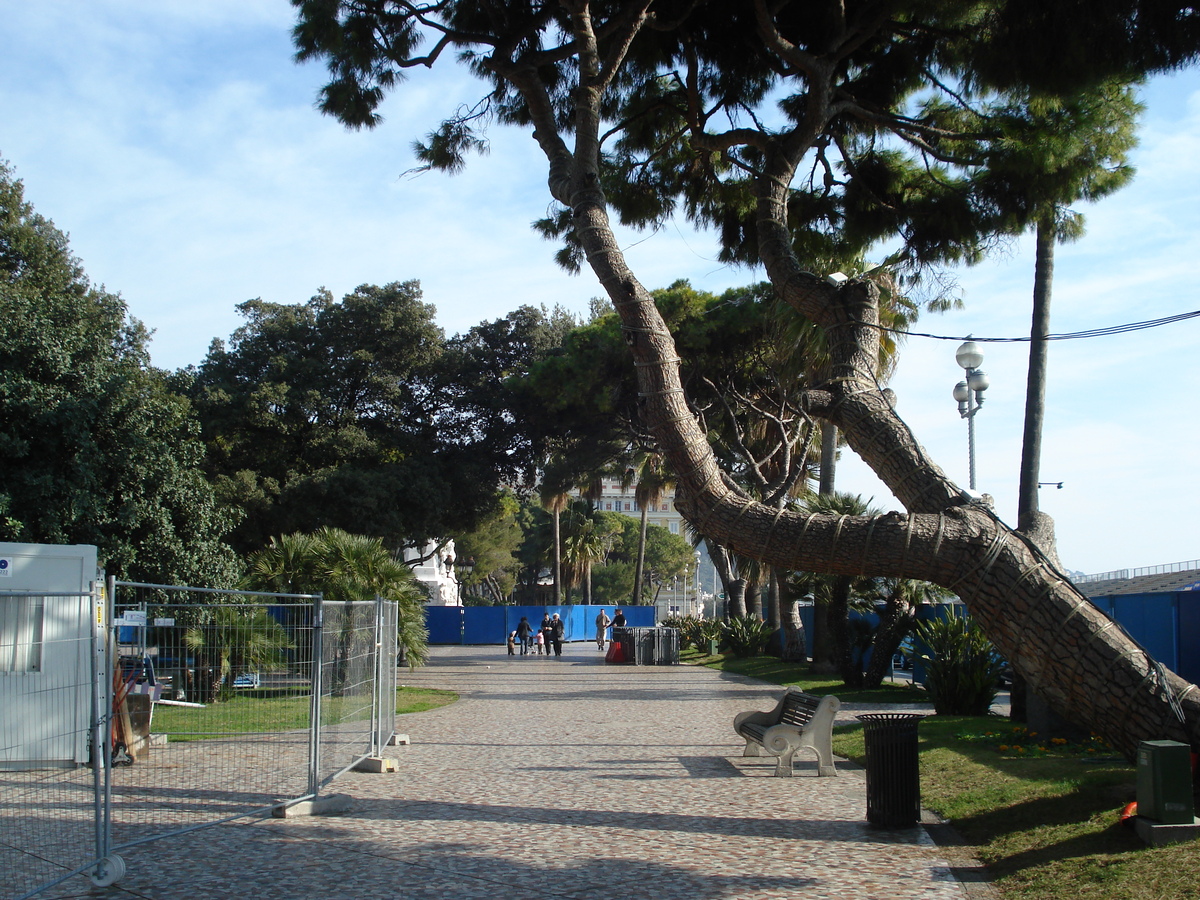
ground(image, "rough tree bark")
xmin=862 ymin=589 xmax=918 ymax=689
xmin=781 ymin=597 xmax=807 ymax=663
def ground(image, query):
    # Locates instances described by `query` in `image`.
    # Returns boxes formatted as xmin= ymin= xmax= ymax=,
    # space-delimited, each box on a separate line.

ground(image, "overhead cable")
xmin=879 ymin=309 xmax=1200 ymax=343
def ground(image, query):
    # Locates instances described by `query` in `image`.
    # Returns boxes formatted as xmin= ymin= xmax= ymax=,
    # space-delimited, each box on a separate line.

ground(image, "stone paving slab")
xmin=33 ymin=645 xmax=995 ymax=899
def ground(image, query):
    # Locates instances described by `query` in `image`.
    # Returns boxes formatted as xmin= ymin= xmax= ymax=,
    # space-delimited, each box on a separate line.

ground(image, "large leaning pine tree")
xmin=290 ymin=1 xmax=1200 ymax=759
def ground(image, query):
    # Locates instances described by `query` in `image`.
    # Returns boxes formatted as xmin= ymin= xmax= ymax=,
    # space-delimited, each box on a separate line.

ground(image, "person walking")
xmin=549 ymin=612 xmax=566 ymax=657
xmin=516 ymin=616 xmax=533 ymax=655
xmin=539 ymin=612 xmax=554 ymax=655
xmin=595 ymin=608 xmax=612 ymax=650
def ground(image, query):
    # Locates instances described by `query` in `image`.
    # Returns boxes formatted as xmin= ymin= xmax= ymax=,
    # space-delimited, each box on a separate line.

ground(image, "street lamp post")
xmin=952 ymin=340 xmax=990 ymax=492
xmin=693 ymin=550 xmax=702 ymax=617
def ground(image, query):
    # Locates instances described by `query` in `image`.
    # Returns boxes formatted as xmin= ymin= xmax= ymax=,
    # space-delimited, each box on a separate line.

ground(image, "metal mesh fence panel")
xmin=106 ymin=587 xmax=319 ymax=851
xmin=4 ymin=583 xmax=398 ymax=899
xmin=0 ymin=590 xmax=107 ymax=900
xmin=314 ymin=599 xmax=381 ymax=787
xmin=376 ymin=599 xmax=398 ymax=755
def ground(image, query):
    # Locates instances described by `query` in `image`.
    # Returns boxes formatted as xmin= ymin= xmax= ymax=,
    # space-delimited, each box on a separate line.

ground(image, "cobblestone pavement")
xmin=41 ymin=645 xmax=996 ymax=900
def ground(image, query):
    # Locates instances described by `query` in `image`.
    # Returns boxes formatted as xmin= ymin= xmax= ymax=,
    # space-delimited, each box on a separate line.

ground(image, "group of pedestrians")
xmin=593 ymin=607 xmax=625 ymax=650
xmin=511 ymin=613 xmax=565 ymax=656
xmin=507 ymin=608 xmax=626 ymax=657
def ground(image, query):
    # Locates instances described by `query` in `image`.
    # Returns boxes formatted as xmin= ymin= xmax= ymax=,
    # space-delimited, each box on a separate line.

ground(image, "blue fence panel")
xmin=1110 ymin=593 xmax=1178 ymax=672
xmin=463 ymin=606 xmax=507 ymax=644
xmin=425 ymin=604 xmax=661 ymax=645
xmin=1176 ymin=591 xmax=1200 ymax=685
xmin=426 ymin=606 xmax=464 ymax=644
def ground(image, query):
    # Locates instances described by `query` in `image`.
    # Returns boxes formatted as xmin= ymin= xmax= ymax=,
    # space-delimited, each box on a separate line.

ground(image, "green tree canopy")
xmin=0 ymin=161 xmax=239 ymax=585
xmin=188 ymin=286 xmax=568 ymax=552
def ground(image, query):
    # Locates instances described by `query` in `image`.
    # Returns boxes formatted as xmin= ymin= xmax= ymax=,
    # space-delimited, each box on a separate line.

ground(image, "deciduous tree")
xmin=0 ymin=162 xmax=239 ymax=585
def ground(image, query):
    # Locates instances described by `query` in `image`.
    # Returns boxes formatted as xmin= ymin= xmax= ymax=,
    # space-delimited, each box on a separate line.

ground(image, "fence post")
xmin=90 ymin=580 xmax=108 ymax=871
xmin=308 ymin=594 xmax=324 ymax=799
xmin=372 ymin=595 xmax=383 ymax=758
xmin=97 ymin=577 xmax=116 ymax=875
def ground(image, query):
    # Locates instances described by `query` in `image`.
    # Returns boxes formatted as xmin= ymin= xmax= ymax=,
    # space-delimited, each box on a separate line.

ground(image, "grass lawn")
xmin=835 ymin=717 xmax=1200 ymax=900
xmin=151 ymin=685 xmax=457 ymax=738
xmin=683 ymin=649 xmax=1200 ymax=899
xmin=681 ymin=646 xmax=924 ymax=703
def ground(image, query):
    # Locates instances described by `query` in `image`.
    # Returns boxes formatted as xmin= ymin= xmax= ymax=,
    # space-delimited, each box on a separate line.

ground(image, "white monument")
xmin=403 ymin=540 xmax=462 ymax=606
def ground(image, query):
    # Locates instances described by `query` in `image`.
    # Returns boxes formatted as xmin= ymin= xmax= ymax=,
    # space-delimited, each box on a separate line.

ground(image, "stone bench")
xmin=733 ymin=687 xmax=840 ymax=777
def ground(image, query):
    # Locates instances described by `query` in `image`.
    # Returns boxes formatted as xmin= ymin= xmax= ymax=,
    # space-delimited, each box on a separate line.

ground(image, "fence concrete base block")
xmin=388 ymin=733 xmax=411 ymax=746
xmin=1133 ymin=816 xmax=1200 ymax=847
xmin=272 ymin=794 xmax=353 ymax=818
xmin=149 ymin=733 xmax=169 ymax=747
xmin=353 ymin=756 xmax=399 ymax=773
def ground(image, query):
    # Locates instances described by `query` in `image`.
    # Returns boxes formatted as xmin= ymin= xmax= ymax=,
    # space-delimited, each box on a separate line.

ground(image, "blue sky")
xmin=2 ymin=1 xmax=1198 ymax=576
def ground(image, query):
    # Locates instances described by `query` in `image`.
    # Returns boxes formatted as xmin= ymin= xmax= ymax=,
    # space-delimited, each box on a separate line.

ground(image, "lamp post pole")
xmin=953 ymin=340 xmax=990 ymax=492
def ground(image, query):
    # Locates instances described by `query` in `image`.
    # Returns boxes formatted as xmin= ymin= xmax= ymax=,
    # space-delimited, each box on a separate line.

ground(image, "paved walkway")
xmin=54 ymin=645 xmax=995 ymax=900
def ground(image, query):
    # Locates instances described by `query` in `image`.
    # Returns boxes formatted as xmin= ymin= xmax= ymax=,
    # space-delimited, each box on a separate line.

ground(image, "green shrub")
xmin=914 ymin=612 xmax=1007 ymax=716
xmin=661 ymin=614 xmax=701 ymax=649
xmin=697 ymin=618 xmax=724 ymax=644
xmin=722 ymin=615 xmax=774 ymax=658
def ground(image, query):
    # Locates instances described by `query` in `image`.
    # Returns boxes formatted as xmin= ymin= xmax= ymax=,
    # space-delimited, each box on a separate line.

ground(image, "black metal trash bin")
xmin=652 ymin=627 xmax=680 ymax=664
xmin=857 ymin=713 xmax=924 ymax=827
xmin=612 ymin=627 xmax=680 ymax=665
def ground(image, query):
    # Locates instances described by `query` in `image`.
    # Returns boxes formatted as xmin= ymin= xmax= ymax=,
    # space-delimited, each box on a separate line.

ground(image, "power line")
xmin=882 ymin=308 xmax=1200 ymax=343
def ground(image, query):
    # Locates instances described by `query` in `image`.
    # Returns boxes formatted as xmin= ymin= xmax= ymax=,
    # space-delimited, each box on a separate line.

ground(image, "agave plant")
xmin=913 ymin=612 xmax=1008 ymax=716
xmin=722 ymin=614 xmax=774 ymax=658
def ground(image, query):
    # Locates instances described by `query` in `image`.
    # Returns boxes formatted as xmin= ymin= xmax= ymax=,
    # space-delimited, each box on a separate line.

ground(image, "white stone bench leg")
xmin=773 ymin=748 xmax=796 ymax=777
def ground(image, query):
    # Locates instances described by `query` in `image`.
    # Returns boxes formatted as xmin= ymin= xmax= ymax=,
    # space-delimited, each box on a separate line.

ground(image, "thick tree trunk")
xmin=708 ymin=541 xmax=747 ymax=618
xmin=744 ymin=576 xmax=762 ymax=620
xmin=828 ymin=577 xmax=862 ymax=687
xmin=552 ymin=507 xmax=562 ymax=604
xmin=808 ymin=595 xmax=833 ymax=675
xmin=781 ymin=597 xmax=807 ymax=663
xmin=633 ymin=504 xmax=649 ymax=605
xmin=863 ymin=594 xmax=917 ymax=689
xmin=1018 ymin=220 xmax=1054 ymax=539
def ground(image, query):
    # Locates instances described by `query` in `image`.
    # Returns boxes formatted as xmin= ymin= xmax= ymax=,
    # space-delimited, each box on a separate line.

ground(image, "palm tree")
xmin=624 ymin=451 xmax=673 ymax=605
xmin=560 ymin=501 xmax=619 ymax=603
xmin=184 ymin=605 xmax=293 ymax=703
xmin=999 ymin=86 xmax=1141 ymax=559
xmin=860 ymin=579 xmax=952 ymax=689
xmin=245 ymin=527 xmax=429 ymax=668
xmin=539 ymin=485 xmax=570 ymax=604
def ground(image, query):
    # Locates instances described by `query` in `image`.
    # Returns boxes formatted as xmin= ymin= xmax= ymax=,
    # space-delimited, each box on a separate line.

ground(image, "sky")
xmin=1 ymin=1 xmax=1198 ymax=578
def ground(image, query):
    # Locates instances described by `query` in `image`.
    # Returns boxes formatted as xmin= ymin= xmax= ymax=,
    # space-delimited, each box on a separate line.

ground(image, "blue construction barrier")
xmin=426 ymin=593 xmax=1200 ymax=685
xmin=426 ymin=604 xmax=657 ymax=645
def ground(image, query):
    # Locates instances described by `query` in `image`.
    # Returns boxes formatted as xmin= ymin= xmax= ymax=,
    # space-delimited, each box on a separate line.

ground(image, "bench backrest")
xmin=778 ymin=691 xmax=824 ymax=727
